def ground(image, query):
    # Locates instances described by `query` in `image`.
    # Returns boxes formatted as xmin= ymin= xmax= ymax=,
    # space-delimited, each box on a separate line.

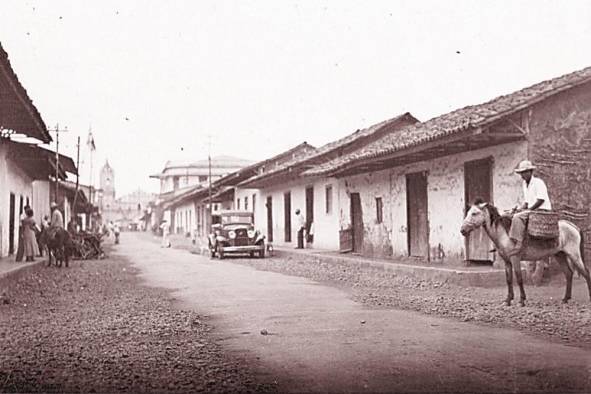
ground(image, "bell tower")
xmin=100 ymin=160 xmax=116 ymax=208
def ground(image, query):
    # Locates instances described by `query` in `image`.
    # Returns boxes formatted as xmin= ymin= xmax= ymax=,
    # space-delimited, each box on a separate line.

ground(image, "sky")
xmin=1 ymin=1 xmax=590 ymax=196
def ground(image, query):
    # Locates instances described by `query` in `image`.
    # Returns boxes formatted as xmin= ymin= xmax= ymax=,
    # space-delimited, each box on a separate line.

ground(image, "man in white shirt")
xmin=508 ymin=160 xmax=552 ymax=255
xmin=295 ymin=209 xmax=306 ymax=249
xmin=50 ymin=202 xmax=64 ymax=229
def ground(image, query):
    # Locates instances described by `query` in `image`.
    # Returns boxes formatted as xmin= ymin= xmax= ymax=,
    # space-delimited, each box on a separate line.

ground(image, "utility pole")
xmin=49 ymin=124 xmax=68 ymax=203
xmin=73 ymin=136 xmax=81 ymax=212
xmin=208 ymin=135 xmax=213 ymax=231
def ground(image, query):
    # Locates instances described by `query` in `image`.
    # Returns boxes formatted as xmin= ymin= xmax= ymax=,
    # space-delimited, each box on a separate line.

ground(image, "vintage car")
xmin=208 ymin=210 xmax=265 ymax=259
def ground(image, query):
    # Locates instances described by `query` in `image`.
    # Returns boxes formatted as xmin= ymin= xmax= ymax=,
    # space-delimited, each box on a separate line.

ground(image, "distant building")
xmin=150 ymin=156 xmax=253 ymax=234
xmin=98 ymin=160 xmax=155 ymax=228
xmin=150 ymin=156 xmax=253 ymax=196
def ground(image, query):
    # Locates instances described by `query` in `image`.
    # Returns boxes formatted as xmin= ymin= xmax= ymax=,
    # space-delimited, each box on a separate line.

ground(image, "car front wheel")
xmin=216 ymin=244 xmax=224 ymax=260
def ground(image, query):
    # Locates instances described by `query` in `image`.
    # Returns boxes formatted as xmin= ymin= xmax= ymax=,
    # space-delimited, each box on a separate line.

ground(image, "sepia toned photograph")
xmin=1 ymin=1 xmax=590 ymax=393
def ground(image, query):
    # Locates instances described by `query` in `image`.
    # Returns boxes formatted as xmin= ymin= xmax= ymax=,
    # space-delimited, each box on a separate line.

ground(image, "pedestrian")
xmin=160 ymin=220 xmax=171 ymax=248
xmin=507 ymin=159 xmax=552 ymax=256
xmin=15 ymin=205 xmax=31 ymax=262
xmin=37 ymin=215 xmax=50 ymax=257
xmin=22 ymin=208 xmax=40 ymax=262
xmin=295 ymin=209 xmax=305 ymax=249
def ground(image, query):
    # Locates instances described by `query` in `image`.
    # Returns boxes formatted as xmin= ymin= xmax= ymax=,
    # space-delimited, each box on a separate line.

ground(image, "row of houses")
xmin=161 ymin=65 xmax=591 ymax=266
xmin=0 ymin=43 xmax=83 ymax=258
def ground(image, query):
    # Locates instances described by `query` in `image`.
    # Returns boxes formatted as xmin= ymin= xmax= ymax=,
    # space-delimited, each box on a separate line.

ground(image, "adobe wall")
xmin=254 ymin=177 xmax=341 ymax=250
xmin=340 ymin=141 xmax=527 ymax=263
xmin=526 ymin=82 xmax=591 ymax=254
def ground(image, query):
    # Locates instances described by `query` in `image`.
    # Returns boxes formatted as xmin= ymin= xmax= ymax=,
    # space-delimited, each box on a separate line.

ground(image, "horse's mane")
xmin=474 ymin=198 xmax=512 ymax=233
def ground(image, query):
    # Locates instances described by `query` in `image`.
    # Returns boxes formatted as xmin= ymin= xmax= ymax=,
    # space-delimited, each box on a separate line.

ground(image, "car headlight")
xmin=228 ymin=230 xmax=236 ymax=239
xmin=247 ymin=230 xmax=255 ymax=238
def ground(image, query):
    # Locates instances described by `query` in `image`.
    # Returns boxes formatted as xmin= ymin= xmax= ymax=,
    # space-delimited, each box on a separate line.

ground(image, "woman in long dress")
xmin=23 ymin=208 xmax=40 ymax=262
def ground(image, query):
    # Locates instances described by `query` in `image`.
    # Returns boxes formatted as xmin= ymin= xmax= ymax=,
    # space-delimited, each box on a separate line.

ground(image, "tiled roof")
xmin=240 ymin=112 xmax=417 ymax=186
xmin=0 ymin=42 xmax=51 ymax=143
xmin=305 ymin=65 xmax=591 ymax=176
xmin=212 ymin=142 xmax=315 ymax=188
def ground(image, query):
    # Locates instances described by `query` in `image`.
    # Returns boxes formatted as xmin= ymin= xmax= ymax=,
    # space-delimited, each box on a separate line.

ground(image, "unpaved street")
xmin=121 ymin=233 xmax=591 ymax=393
xmin=0 ymin=247 xmax=273 ymax=393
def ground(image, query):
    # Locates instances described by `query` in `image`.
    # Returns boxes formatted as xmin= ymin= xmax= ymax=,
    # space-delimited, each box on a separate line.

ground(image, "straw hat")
xmin=50 ymin=202 xmax=58 ymax=209
xmin=514 ymin=160 xmax=536 ymax=173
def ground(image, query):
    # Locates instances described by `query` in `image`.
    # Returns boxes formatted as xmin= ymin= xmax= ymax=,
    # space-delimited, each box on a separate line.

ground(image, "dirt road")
xmin=120 ymin=233 xmax=591 ymax=393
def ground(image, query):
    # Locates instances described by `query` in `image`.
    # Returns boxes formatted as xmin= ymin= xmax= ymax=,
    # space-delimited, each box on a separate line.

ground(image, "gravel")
xmin=0 ymin=253 xmax=276 ymax=393
xmin=230 ymin=253 xmax=591 ymax=348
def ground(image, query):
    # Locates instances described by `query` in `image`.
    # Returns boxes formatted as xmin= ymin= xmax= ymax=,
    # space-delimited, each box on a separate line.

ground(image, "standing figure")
xmin=22 ymin=208 xmax=40 ymax=262
xmin=160 ymin=220 xmax=171 ymax=248
xmin=295 ymin=209 xmax=306 ymax=249
xmin=15 ymin=205 xmax=30 ymax=262
xmin=113 ymin=222 xmax=121 ymax=244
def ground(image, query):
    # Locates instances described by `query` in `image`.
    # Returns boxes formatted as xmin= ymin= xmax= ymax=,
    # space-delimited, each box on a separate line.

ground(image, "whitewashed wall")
xmin=250 ymin=177 xmax=341 ymax=250
xmin=340 ymin=141 xmax=527 ymax=262
xmin=0 ymin=145 xmax=34 ymax=257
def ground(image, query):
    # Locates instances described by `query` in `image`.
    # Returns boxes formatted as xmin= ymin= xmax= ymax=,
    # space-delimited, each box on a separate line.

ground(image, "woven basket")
xmin=528 ymin=211 xmax=559 ymax=239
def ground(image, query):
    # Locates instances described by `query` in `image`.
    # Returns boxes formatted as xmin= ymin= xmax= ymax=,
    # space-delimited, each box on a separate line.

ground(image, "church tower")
xmin=100 ymin=160 xmax=116 ymax=209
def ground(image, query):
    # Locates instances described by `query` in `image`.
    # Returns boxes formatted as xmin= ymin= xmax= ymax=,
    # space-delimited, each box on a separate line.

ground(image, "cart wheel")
xmin=216 ymin=245 xmax=224 ymax=260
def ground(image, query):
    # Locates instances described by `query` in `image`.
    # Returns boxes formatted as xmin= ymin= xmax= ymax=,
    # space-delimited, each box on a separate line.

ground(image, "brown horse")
xmin=460 ymin=201 xmax=591 ymax=306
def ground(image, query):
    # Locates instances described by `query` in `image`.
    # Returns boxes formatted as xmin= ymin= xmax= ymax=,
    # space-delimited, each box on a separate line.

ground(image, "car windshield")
xmin=221 ymin=215 xmax=253 ymax=225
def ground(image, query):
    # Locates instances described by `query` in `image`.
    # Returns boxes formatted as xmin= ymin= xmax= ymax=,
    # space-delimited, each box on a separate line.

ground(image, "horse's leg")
xmin=566 ymin=250 xmax=591 ymax=302
xmin=556 ymin=252 xmax=573 ymax=303
xmin=511 ymin=255 xmax=527 ymax=306
xmin=503 ymin=258 xmax=514 ymax=306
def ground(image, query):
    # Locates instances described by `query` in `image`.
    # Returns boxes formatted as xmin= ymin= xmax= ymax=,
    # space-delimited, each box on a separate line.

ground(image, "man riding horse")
xmin=45 ymin=202 xmax=71 ymax=267
xmin=507 ymin=160 xmax=552 ymax=258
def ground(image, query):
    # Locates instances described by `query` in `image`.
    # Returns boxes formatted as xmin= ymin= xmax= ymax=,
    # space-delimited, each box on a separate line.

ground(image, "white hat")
xmin=50 ymin=202 xmax=58 ymax=208
xmin=514 ymin=160 xmax=536 ymax=173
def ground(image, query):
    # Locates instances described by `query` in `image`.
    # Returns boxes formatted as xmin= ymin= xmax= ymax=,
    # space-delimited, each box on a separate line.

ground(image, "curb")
xmin=0 ymin=260 xmax=45 ymax=281
xmin=275 ymin=249 xmax=508 ymax=288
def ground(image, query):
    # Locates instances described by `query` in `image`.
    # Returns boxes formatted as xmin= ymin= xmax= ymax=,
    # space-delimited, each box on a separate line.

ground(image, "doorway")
xmin=9 ymin=193 xmax=15 ymax=255
xmin=266 ymin=196 xmax=273 ymax=242
xmin=406 ymin=172 xmax=429 ymax=259
xmin=350 ymin=192 xmax=363 ymax=252
xmin=305 ymin=186 xmax=314 ymax=243
xmin=284 ymin=192 xmax=291 ymax=242
xmin=464 ymin=158 xmax=494 ymax=262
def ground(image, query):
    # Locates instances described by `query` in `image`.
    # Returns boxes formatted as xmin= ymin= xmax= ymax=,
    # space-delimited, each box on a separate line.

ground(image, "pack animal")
xmin=460 ymin=201 xmax=591 ymax=306
xmin=41 ymin=227 xmax=73 ymax=268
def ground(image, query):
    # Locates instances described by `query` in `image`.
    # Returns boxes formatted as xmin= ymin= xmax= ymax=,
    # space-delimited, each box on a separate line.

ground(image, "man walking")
xmin=295 ymin=209 xmax=305 ymax=249
xmin=508 ymin=160 xmax=552 ymax=255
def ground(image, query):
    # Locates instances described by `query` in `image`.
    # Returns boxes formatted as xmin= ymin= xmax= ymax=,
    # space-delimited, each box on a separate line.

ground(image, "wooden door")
xmin=350 ymin=193 xmax=363 ymax=252
xmin=266 ymin=196 xmax=273 ymax=242
xmin=284 ymin=192 xmax=291 ymax=242
xmin=305 ymin=186 xmax=314 ymax=241
xmin=9 ymin=193 xmax=15 ymax=255
xmin=464 ymin=158 xmax=494 ymax=262
xmin=406 ymin=172 xmax=429 ymax=259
